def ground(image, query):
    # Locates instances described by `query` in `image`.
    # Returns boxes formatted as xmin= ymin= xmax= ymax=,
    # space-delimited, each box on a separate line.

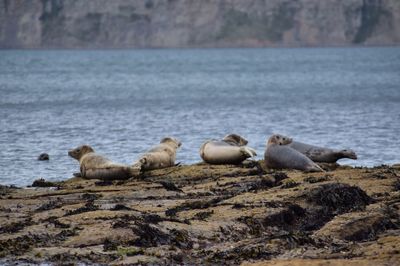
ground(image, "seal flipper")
xmin=240 ymin=147 xmax=257 ymax=159
xmin=307 ymin=163 xmax=325 ymax=172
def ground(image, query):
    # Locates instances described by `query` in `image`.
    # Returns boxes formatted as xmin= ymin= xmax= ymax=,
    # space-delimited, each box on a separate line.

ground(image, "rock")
xmin=31 ymin=178 xmax=57 ymax=187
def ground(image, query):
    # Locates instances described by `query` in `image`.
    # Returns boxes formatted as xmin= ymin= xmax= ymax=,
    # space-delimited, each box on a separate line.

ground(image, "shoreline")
xmin=1 ymin=162 xmax=399 ymax=265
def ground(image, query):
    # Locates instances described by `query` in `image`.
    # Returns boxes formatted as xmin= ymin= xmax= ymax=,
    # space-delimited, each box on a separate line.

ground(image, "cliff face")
xmin=1 ymin=0 xmax=399 ymax=48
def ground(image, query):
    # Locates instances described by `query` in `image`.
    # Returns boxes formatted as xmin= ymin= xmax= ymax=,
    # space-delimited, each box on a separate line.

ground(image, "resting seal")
xmin=134 ymin=137 xmax=181 ymax=171
xmin=288 ymin=141 xmax=357 ymax=163
xmin=68 ymin=145 xmax=140 ymax=180
xmin=200 ymin=134 xmax=257 ymax=165
xmin=264 ymin=134 xmax=323 ymax=172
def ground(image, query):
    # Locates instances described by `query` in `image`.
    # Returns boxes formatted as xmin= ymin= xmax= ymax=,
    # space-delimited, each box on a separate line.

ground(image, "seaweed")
xmin=281 ymin=179 xmax=300 ymax=189
xmin=31 ymin=178 xmax=58 ymax=187
xmin=95 ymin=180 xmax=113 ymax=186
xmin=307 ymin=183 xmax=372 ymax=214
xmin=304 ymin=175 xmax=332 ymax=184
xmin=159 ymin=181 xmax=183 ymax=192
xmin=36 ymin=198 xmax=64 ymax=212
xmin=165 ymin=196 xmax=229 ymax=217
xmin=193 ymin=210 xmax=214 ymax=221
xmin=44 ymin=216 xmax=70 ymax=229
xmin=111 ymin=204 xmax=132 ymax=211
xmin=0 ymin=218 xmax=33 ymax=234
xmin=81 ymin=193 xmax=101 ymax=201
xmin=65 ymin=201 xmax=99 ymax=216
xmin=131 ymin=221 xmax=171 ymax=247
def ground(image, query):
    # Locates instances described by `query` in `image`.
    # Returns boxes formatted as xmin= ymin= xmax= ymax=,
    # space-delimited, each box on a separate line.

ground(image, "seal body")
xmin=264 ymin=134 xmax=323 ymax=172
xmin=200 ymin=134 xmax=257 ymax=165
xmin=68 ymin=145 xmax=140 ymax=180
xmin=135 ymin=137 xmax=181 ymax=171
xmin=288 ymin=141 xmax=357 ymax=163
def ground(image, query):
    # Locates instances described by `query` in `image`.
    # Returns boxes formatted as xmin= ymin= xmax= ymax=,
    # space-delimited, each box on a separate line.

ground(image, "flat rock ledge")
xmin=1 ymin=162 xmax=400 ymax=265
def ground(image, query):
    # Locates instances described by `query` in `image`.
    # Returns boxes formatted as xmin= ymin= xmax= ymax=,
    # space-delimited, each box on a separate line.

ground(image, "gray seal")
xmin=68 ymin=145 xmax=140 ymax=180
xmin=288 ymin=141 xmax=357 ymax=163
xmin=200 ymin=134 xmax=257 ymax=165
xmin=264 ymin=134 xmax=324 ymax=172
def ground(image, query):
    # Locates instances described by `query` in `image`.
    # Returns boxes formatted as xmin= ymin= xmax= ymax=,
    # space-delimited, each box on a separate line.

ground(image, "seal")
xmin=288 ymin=141 xmax=357 ymax=163
xmin=264 ymin=134 xmax=323 ymax=172
xmin=134 ymin=137 xmax=181 ymax=171
xmin=200 ymin=134 xmax=257 ymax=165
xmin=68 ymin=145 xmax=140 ymax=180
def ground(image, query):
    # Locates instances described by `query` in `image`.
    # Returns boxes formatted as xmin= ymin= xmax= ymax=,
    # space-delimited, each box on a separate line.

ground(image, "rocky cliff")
xmin=1 ymin=0 xmax=399 ymax=48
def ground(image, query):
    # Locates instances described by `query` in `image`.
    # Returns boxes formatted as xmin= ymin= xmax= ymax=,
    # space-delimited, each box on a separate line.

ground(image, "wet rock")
xmin=31 ymin=178 xmax=58 ymax=187
xmin=73 ymin=172 xmax=82 ymax=177
xmin=38 ymin=153 xmax=49 ymax=161
xmin=0 ymin=184 xmax=18 ymax=196
xmin=343 ymin=215 xmax=398 ymax=241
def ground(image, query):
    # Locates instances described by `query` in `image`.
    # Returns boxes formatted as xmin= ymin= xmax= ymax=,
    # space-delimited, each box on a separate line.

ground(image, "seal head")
xmin=68 ymin=145 xmax=94 ymax=161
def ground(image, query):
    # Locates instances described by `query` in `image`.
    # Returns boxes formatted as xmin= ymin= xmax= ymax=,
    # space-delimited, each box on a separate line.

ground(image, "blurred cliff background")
xmin=1 ymin=0 xmax=399 ymax=49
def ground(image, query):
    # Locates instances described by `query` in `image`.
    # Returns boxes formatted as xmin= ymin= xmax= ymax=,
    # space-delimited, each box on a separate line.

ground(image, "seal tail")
xmin=240 ymin=147 xmax=257 ymax=158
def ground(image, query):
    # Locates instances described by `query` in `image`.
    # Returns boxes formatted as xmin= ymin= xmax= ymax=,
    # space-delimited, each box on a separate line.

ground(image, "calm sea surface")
xmin=0 ymin=48 xmax=399 ymax=186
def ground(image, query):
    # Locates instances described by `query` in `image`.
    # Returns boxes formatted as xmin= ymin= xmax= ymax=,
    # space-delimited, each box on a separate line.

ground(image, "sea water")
xmin=1 ymin=47 xmax=399 ymax=186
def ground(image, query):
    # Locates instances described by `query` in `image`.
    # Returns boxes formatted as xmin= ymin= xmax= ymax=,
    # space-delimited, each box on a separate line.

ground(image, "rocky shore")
xmin=1 ymin=162 xmax=399 ymax=265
